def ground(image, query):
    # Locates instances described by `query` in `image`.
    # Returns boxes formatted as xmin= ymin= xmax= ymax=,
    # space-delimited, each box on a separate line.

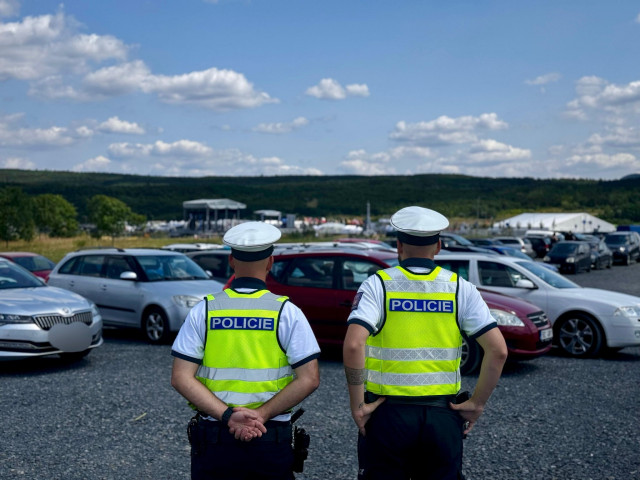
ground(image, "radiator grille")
xmin=32 ymin=311 xmax=93 ymax=330
xmin=527 ymin=311 xmax=550 ymax=329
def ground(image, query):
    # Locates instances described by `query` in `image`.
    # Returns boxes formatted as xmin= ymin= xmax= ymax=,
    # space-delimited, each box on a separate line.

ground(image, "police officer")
xmin=171 ymin=222 xmax=321 ymax=480
xmin=343 ymin=206 xmax=508 ymax=480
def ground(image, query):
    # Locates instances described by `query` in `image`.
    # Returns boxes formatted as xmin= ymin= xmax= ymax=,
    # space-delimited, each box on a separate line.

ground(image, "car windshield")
xmin=0 ymin=262 xmax=44 ymax=289
xmin=605 ymin=235 xmax=626 ymax=245
xmin=137 ymin=255 xmax=209 ymax=281
xmin=516 ymin=261 xmax=579 ymax=288
xmin=550 ymin=243 xmax=578 ymax=254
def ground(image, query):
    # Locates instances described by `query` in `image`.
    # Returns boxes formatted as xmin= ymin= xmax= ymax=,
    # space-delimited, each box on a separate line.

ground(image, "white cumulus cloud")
xmin=0 ymin=156 xmax=35 ymax=169
xmin=305 ymin=78 xmax=370 ymax=100
xmin=98 ymin=117 xmax=145 ymax=135
xmin=0 ymin=11 xmax=128 ymax=81
xmin=0 ymin=0 xmax=19 ymax=18
xmin=72 ymin=155 xmax=112 ymax=172
xmin=389 ymin=113 xmax=508 ymax=146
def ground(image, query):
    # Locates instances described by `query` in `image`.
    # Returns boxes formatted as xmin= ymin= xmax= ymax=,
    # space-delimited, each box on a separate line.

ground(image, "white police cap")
xmin=223 ymin=221 xmax=282 ymax=261
xmin=390 ymin=206 xmax=449 ymax=245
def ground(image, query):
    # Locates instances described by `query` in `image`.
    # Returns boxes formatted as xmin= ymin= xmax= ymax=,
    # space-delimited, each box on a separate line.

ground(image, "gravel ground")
xmin=1 ymin=262 xmax=639 ymax=480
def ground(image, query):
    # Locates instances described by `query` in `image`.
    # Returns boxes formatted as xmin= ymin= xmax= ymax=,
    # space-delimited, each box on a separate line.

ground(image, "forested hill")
xmin=2 ymin=169 xmax=639 ymax=224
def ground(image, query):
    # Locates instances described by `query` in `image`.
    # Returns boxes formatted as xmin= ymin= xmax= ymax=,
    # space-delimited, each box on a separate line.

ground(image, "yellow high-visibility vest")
xmin=365 ymin=265 xmax=462 ymax=397
xmin=195 ymin=289 xmax=293 ymax=409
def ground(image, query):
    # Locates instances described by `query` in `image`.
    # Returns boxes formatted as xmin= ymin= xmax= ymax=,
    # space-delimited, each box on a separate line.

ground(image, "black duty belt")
xmin=365 ymin=391 xmax=458 ymax=408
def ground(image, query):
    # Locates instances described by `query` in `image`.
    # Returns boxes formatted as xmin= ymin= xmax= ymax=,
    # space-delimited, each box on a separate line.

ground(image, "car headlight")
xmin=490 ymin=309 xmax=525 ymax=327
xmin=89 ymin=302 xmax=100 ymax=318
xmin=0 ymin=314 xmax=33 ymax=326
xmin=566 ymin=256 xmax=575 ymax=263
xmin=614 ymin=306 xmax=640 ymax=320
xmin=543 ymin=255 xmax=550 ymax=262
xmin=619 ymin=246 xmax=627 ymax=253
xmin=173 ymin=295 xmax=202 ymax=309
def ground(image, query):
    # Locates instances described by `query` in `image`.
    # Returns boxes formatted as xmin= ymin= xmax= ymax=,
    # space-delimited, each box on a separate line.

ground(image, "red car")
xmin=0 ymin=252 xmax=56 ymax=282
xmin=225 ymin=244 xmax=553 ymax=374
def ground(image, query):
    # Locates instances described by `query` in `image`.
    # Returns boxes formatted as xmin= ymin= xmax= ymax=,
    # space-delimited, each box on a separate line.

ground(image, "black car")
xmin=604 ymin=231 xmax=640 ymax=265
xmin=440 ymin=233 xmax=498 ymax=254
xmin=525 ymin=235 xmax=552 ymax=258
xmin=575 ymin=234 xmax=613 ymax=270
xmin=543 ymin=241 xmax=592 ymax=274
xmin=186 ymin=248 xmax=233 ymax=283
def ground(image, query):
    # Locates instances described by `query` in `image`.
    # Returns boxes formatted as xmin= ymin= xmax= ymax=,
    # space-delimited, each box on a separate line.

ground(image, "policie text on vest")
xmin=210 ymin=317 xmax=275 ymax=331
xmin=388 ymin=299 xmax=454 ymax=313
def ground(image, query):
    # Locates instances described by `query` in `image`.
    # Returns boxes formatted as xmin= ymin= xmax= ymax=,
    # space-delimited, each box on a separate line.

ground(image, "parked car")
xmin=543 ymin=241 xmax=592 ymax=274
xmin=0 ymin=259 xmax=103 ymax=361
xmin=524 ymin=235 xmax=553 ymax=258
xmin=0 ymin=251 xmax=56 ymax=281
xmin=440 ymin=233 xmax=498 ymax=254
xmin=604 ymin=231 xmax=640 ymax=265
xmin=224 ymin=244 xmax=553 ymax=374
xmin=576 ymin=235 xmax=613 ymax=270
xmin=48 ymin=248 xmax=224 ymax=344
xmin=433 ymin=253 xmax=640 ymax=357
xmin=186 ymin=248 xmax=233 ymax=283
xmin=492 ymin=236 xmax=536 ymax=258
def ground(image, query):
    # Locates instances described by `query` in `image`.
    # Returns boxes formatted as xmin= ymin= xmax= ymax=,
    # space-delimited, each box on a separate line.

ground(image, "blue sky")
xmin=1 ymin=1 xmax=640 ymax=179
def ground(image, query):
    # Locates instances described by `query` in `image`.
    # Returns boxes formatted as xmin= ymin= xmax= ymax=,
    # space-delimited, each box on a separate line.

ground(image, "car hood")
xmin=0 ymin=286 xmax=93 ymax=314
xmin=563 ymin=287 xmax=640 ymax=307
xmin=141 ymin=279 xmax=224 ymax=297
xmin=478 ymin=289 xmax=540 ymax=315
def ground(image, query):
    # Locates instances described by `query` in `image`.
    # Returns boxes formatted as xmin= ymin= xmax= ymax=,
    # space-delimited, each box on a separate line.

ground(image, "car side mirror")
xmin=515 ymin=278 xmax=536 ymax=289
xmin=120 ymin=271 xmax=137 ymax=281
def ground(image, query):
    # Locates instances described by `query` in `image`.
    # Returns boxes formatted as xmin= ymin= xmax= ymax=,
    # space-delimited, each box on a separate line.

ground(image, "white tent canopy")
xmin=493 ymin=212 xmax=616 ymax=234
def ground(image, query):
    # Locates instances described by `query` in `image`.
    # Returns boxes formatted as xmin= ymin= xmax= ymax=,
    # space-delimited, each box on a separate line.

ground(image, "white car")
xmin=434 ymin=253 xmax=640 ymax=357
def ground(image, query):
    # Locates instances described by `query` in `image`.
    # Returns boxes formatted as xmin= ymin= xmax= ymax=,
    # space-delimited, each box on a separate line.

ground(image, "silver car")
xmin=48 ymin=248 xmax=224 ymax=344
xmin=0 ymin=259 xmax=103 ymax=361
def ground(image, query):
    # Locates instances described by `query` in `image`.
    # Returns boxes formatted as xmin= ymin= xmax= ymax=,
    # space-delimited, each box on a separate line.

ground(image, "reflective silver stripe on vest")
xmin=209 ymin=291 xmax=284 ymax=311
xmin=214 ymin=390 xmax=278 ymax=406
xmin=366 ymin=345 xmax=459 ymax=362
xmin=383 ymin=266 xmax=456 ymax=294
xmin=367 ymin=370 xmax=459 ymax=386
xmin=196 ymin=365 xmax=293 ymax=382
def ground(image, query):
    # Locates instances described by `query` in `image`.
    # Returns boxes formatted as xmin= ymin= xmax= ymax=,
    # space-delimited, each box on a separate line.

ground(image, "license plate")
xmin=540 ymin=328 xmax=553 ymax=341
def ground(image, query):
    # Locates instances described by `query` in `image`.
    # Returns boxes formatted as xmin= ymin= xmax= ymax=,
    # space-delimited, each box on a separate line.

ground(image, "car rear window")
xmin=286 ymin=257 xmax=335 ymax=289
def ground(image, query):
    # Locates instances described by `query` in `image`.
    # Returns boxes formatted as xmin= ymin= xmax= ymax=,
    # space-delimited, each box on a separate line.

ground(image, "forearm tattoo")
xmin=344 ymin=366 xmax=365 ymax=385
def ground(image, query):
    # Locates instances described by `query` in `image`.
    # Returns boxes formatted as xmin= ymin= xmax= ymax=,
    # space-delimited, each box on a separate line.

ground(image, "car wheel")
xmin=460 ymin=335 xmax=482 ymax=375
xmin=607 ymin=258 xmax=612 ymax=268
xmin=142 ymin=307 xmax=171 ymax=344
xmin=624 ymin=254 xmax=631 ymax=266
xmin=59 ymin=349 xmax=92 ymax=362
xmin=555 ymin=314 xmax=603 ymax=357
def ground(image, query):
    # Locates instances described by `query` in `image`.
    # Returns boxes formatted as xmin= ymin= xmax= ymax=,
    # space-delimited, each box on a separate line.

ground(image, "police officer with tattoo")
xmin=171 ymin=222 xmax=320 ymax=480
xmin=343 ymin=206 xmax=508 ymax=480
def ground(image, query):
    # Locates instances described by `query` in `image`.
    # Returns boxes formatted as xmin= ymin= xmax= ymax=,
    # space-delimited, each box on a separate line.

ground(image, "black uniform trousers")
xmin=358 ymin=400 xmax=465 ymax=480
xmin=189 ymin=417 xmax=294 ymax=480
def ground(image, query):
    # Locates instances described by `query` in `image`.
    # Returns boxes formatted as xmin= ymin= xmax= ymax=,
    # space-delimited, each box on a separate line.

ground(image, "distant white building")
xmin=493 ymin=212 xmax=616 ymax=234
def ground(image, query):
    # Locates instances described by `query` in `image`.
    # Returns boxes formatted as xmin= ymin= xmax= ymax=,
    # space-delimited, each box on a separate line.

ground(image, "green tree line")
xmin=1 ymin=169 xmax=639 ymax=229
xmin=0 ymin=186 xmax=145 ymax=245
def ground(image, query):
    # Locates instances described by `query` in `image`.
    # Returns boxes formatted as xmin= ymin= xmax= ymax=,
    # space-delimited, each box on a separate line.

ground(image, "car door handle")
xmin=100 ymin=284 xmax=108 ymax=290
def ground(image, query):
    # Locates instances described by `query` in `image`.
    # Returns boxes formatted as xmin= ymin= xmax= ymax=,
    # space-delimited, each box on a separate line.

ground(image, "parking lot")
xmin=1 ymin=262 xmax=639 ymax=480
